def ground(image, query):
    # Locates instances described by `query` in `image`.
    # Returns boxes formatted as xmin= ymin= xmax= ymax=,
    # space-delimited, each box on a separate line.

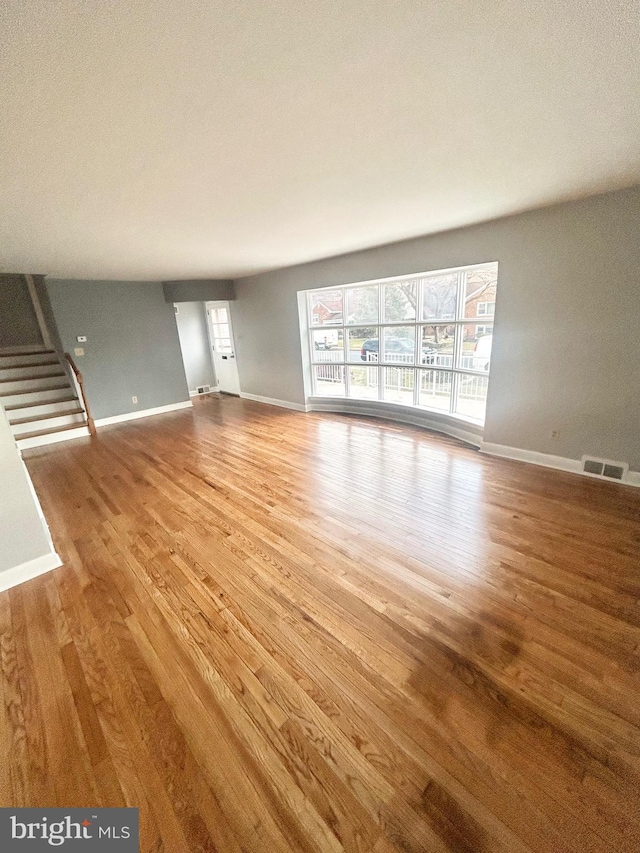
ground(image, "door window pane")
xmin=383 ymin=367 xmax=415 ymax=405
xmin=420 ymin=325 xmax=455 ymax=367
xmin=211 ymin=307 xmax=228 ymax=324
xmin=461 ymin=324 xmax=493 ymax=371
xmin=349 ymin=327 xmax=378 ymax=362
xmin=349 ymin=366 xmax=379 ymax=400
xmin=383 ymin=327 xmax=415 ymax=364
xmin=421 ymin=274 xmax=457 ymax=321
xmin=213 ymin=323 xmax=230 ymax=340
xmin=346 ymin=286 xmax=378 ymax=324
xmin=312 ymin=329 xmax=344 ymax=360
xmin=310 ymin=290 xmax=343 ymax=325
xmin=456 ymin=374 xmax=489 ymax=420
xmin=383 ymin=281 xmax=417 ymax=322
xmin=418 ymin=369 xmax=452 ymax=412
xmin=314 ymin=364 xmax=345 ymax=396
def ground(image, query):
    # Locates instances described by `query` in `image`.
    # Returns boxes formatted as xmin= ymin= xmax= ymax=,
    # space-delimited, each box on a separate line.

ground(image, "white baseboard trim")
xmin=0 ymin=551 xmax=63 ymax=593
xmin=307 ymin=398 xmax=483 ymax=447
xmin=480 ymin=442 xmax=640 ymax=488
xmin=17 ymin=425 xmax=91 ymax=450
xmin=95 ymin=400 xmax=193 ymax=427
xmin=189 ymin=388 xmax=219 ymax=397
xmin=240 ymin=392 xmax=308 ymax=412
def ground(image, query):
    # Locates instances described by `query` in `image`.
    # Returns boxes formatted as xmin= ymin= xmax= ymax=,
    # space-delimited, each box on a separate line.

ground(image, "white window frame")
xmin=305 ymin=262 xmax=497 ymax=424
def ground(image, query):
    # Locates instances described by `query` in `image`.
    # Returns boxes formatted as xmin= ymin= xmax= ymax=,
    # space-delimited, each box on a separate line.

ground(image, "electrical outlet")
xmin=132 ymin=396 xmax=138 ymax=404
xmin=551 ymin=430 xmax=560 ymax=440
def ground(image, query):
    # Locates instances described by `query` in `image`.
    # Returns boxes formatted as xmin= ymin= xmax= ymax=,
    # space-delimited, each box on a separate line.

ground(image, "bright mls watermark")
xmin=0 ymin=808 xmax=138 ymax=850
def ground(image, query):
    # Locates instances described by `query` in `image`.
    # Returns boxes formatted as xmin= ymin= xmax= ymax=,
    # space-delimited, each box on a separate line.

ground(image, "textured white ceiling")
xmin=1 ymin=1 xmax=639 ymax=280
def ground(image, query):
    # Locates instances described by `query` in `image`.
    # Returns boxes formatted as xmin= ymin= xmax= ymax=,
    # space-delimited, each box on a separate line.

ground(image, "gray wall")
xmin=233 ymin=186 xmax=640 ymax=471
xmin=47 ymin=280 xmax=190 ymax=420
xmin=175 ymin=301 xmax=216 ymax=392
xmin=0 ymin=403 xmax=56 ymax=576
xmin=163 ymin=279 xmax=235 ymax=303
xmin=0 ymin=274 xmax=43 ymax=348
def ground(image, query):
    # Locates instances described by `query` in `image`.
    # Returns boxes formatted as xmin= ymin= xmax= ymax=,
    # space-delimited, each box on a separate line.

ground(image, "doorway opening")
xmin=206 ymin=301 xmax=240 ymax=395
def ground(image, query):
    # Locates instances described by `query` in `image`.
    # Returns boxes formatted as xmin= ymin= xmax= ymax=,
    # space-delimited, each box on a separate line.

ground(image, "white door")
xmin=207 ymin=302 xmax=241 ymax=395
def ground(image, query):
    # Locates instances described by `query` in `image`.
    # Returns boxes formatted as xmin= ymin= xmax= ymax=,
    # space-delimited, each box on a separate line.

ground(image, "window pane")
xmin=461 ymin=324 xmax=493 ymax=371
xmin=421 ymin=273 xmax=458 ymax=321
xmin=310 ymin=290 xmax=343 ymax=325
xmin=383 ymin=327 xmax=415 ymax=364
xmin=349 ymin=366 xmax=379 ymax=400
xmin=418 ymin=369 xmax=452 ymax=412
xmin=349 ymin=327 xmax=378 ymax=362
xmin=383 ymin=281 xmax=417 ymax=322
xmin=463 ymin=266 xmax=498 ymax=321
xmin=456 ymin=373 xmax=489 ymax=420
xmin=420 ymin=325 xmax=455 ymax=367
xmin=383 ymin=367 xmax=415 ymax=405
xmin=346 ymin=286 xmax=378 ymax=324
xmin=312 ymin=329 xmax=344 ymax=360
xmin=314 ymin=364 xmax=345 ymax=396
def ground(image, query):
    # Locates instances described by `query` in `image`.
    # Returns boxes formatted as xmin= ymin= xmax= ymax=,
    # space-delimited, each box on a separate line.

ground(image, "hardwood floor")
xmin=2 ymin=394 xmax=640 ymax=852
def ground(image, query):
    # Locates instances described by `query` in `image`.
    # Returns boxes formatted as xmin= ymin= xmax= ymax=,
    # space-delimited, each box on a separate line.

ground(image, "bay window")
xmin=306 ymin=262 xmax=497 ymax=424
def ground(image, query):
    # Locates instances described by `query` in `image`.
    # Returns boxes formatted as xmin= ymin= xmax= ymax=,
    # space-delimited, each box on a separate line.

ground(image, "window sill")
xmin=306 ymin=397 xmax=484 ymax=447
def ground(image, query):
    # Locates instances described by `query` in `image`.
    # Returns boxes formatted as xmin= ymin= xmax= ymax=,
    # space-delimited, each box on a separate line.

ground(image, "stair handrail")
xmin=64 ymin=352 xmax=96 ymax=436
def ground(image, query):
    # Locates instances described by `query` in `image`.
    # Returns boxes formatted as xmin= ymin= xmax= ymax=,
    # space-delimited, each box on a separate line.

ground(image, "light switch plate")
xmin=74 ymin=347 xmax=84 ymax=356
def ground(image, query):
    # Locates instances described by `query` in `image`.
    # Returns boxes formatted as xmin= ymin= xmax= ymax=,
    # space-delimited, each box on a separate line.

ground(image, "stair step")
xmin=16 ymin=421 xmax=88 ymax=441
xmin=0 ymin=371 xmax=65 ymax=384
xmin=0 ymin=349 xmax=55 ymax=358
xmin=0 ymin=383 xmax=72 ymax=397
xmin=9 ymin=407 xmax=85 ymax=426
xmin=4 ymin=394 xmax=78 ymax=411
xmin=0 ymin=359 xmax=60 ymax=370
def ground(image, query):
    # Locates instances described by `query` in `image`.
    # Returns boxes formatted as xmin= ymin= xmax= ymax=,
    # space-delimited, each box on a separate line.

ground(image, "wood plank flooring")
xmin=2 ymin=394 xmax=640 ymax=852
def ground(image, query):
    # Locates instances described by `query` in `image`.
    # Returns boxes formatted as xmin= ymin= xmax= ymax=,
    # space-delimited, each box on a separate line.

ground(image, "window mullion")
xmin=456 ymin=270 xmax=467 ymax=320
xmin=341 ymin=288 xmax=348 ymax=398
xmin=453 ymin=271 xmax=465 ymax=372
xmin=413 ymin=285 xmax=420 ymax=406
xmin=450 ymin=371 xmax=459 ymax=415
xmin=342 ymin=292 xmax=348 ymax=365
xmin=450 ymin=271 xmax=466 ymax=415
xmin=416 ymin=276 xmax=425 ymax=407
xmin=377 ymin=283 xmax=383 ymax=400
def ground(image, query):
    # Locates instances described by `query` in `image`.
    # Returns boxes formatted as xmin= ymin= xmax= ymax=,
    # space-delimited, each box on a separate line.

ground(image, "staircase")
xmin=0 ymin=348 xmax=92 ymax=450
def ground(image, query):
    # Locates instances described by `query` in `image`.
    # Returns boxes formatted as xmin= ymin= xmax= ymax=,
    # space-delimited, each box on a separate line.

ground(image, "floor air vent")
xmin=581 ymin=456 xmax=628 ymax=481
